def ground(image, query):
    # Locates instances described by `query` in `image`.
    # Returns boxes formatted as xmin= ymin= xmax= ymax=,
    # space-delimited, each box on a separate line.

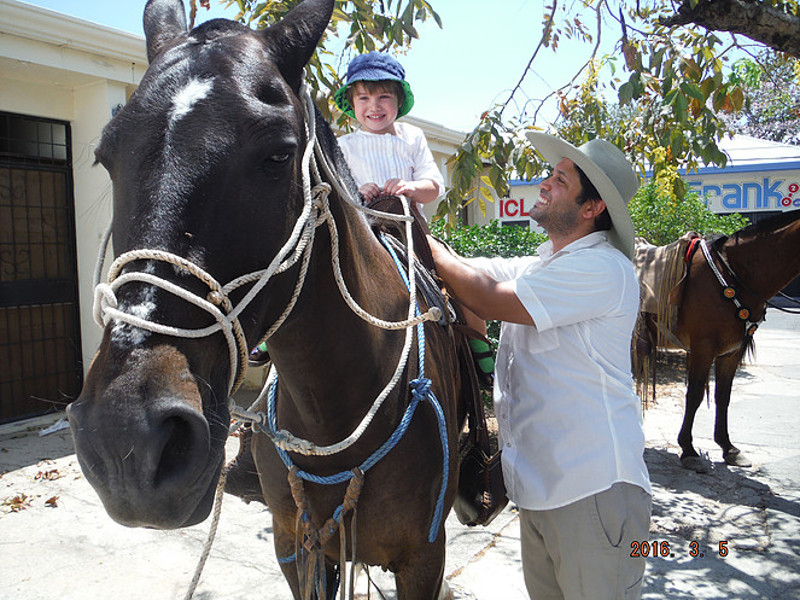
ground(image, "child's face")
xmin=350 ymin=82 xmax=400 ymax=135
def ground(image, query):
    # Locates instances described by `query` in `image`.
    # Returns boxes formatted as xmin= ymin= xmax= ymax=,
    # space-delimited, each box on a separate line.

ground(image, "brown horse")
xmin=634 ymin=210 xmax=800 ymax=472
xmin=66 ymin=1 xmax=471 ymax=598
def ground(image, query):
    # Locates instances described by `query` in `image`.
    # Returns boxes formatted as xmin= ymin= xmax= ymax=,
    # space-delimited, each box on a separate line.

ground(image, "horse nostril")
xmin=154 ymin=413 xmax=207 ymax=488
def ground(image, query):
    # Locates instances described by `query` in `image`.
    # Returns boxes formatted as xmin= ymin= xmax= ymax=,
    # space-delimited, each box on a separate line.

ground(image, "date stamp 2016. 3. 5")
xmin=630 ymin=540 xmax=730 ymax=559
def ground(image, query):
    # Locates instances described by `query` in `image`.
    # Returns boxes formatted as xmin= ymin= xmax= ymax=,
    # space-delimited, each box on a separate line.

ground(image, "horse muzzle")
xmin=67 ymin=344 xmax=226 ymax=529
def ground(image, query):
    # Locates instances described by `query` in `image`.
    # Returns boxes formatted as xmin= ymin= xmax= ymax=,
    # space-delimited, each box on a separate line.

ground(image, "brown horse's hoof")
xmin=680 ymin=455 xmax=710 ymax=473
xmin=723 ymin=448 xmax=752 ymax=467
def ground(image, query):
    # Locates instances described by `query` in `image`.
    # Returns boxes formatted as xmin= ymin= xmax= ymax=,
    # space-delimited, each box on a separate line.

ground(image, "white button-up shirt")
xmin=467 ymin=232 xmax=652 ymax=510
xmin=338 ymin=122 xmax=444 ymax=197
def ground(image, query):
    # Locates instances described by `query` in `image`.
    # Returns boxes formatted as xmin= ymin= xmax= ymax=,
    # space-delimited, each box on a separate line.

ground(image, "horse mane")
xmin=714 ymin=209 xmax=800 ymax=251
xmin=190 ymin=18 xmax=250 ymax=40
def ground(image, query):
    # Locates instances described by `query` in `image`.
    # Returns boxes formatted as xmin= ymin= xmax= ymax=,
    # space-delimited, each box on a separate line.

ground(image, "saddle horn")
xmin=144 ymin=0 xmax=189 ymax=63
xmin=260 ymin=0 xmax=335 ymax=92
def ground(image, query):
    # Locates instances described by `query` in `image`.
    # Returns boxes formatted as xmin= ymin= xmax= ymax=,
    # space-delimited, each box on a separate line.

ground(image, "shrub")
xmin=629 ymin=172 xmax=749 ymax=246
xmin=430 ymin=219 xmax=547 ymax=259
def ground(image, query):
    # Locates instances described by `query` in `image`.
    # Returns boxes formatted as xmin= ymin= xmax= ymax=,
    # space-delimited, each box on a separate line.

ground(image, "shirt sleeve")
xmin=513 ymin=249 xmax=634 ymax=332
xmin=401 ymin=124 xmax=445 ymax=198
xmin=465 ymin=255 xmax=539 ymax=282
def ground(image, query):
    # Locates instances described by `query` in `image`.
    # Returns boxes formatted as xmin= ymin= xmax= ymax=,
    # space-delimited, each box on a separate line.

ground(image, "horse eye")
xmin=267 ymin=153 xmax=292 ymax=165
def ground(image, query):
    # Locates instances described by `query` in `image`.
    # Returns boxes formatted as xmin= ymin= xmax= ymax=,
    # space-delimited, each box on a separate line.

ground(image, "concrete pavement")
xmin=1 ymin=309 xmax=798 ymax=599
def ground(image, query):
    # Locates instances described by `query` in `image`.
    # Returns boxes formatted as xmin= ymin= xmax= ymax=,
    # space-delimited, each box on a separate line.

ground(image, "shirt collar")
xmin=536 ymin=231 xmax=610 ymax=260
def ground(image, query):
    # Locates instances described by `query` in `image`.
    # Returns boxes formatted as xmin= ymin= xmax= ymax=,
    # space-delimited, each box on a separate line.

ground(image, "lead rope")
xmin=182 ymin=468 xmax=227 ymax=600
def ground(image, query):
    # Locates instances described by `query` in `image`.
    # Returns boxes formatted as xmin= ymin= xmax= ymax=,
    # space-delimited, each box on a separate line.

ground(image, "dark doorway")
xmin=0 ymin=112 xmax=83 ymax=424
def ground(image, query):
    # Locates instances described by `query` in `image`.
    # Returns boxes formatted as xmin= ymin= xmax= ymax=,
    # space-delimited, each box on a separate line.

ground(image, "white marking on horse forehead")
xmin=111 ymin=262 xmax=157 ymax=347
xmin=169 ymin=77 xmax=215 ymax=125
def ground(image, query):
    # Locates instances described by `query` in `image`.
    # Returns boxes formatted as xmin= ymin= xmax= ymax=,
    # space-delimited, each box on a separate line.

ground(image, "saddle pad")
xmin=633 ymin=233 xmax=699 ymax=313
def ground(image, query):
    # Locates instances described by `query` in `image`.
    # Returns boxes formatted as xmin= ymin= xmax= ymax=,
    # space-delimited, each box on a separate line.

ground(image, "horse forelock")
xmin=105 ymin=33 xmax=304 ymax=248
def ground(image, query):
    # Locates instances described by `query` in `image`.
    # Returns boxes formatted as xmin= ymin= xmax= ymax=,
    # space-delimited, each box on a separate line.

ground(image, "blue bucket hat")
xmin=334 ymin=52 xmax=415 ymax=118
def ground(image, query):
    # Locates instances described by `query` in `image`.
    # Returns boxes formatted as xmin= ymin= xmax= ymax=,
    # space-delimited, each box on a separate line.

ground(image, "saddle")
xmin=368 ymin=195 xmax=507 ymax=527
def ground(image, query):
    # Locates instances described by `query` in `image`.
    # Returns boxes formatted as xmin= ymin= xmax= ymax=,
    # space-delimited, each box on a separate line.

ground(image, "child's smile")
xmin=352 ymin=83 xmax=399 ymax=135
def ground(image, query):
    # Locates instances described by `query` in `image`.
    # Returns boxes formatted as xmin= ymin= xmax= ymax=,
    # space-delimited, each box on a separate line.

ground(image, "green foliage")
xmin=208 ymin=0 xmax=442 ymax=124
xmin=629 ymin=178 xmax=750 ymax=246
xmin=429 ymin=219 xmax=547 ymax=259
xmin=443 ymin=0 xmax=798 ymax=222
xmin=723 ymin=50 xmax=800 ymax=145
xmin=430 ymin=219 xmax=546 ymax=354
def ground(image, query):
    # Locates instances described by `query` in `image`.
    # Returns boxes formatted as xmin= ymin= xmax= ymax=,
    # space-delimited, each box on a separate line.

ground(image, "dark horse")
xmin=67 ymin=0 xmax=470 ymax=597
xmin=634 ymin=210 xmax=800 ymax=472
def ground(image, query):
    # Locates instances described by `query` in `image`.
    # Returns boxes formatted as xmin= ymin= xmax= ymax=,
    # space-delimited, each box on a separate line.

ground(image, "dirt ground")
xmin=1 ymin=326 xmax=798 ymax=599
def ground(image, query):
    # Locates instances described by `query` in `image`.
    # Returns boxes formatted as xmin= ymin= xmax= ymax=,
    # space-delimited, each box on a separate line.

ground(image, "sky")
xmin=19 ymin=0 xmax=612 ymax=133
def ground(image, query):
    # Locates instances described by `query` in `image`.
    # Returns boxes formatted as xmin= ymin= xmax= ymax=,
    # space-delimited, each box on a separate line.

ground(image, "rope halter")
xmin=92 ymin=84 xmax=441 ymax=400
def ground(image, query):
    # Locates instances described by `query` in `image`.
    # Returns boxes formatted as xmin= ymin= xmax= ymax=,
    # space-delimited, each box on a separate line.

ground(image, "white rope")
xmin=182 ymin=467 xmax=227 ymax=600
xmin=88 ymin=83 xmax=443 ymax=600
xmin=91 ymin=84 xmax=440 ymax=454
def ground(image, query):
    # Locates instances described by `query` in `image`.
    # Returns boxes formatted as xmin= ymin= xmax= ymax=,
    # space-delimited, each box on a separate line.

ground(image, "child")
xmin=333 ymin=51 xmax=444 ymax=209
xmin=248 ymin=53 xmax=439 ymax=369
xmin=333 ymin=52 xmax=495 ymax=387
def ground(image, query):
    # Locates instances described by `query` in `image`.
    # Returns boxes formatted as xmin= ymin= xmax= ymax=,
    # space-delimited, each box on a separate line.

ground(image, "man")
xmin=429 ymin=133 xmax=652 ymax=599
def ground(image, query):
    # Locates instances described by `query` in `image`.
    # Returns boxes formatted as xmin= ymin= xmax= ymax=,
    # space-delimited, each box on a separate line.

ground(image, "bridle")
xmin=92 ymin=84 xmax=442 ymax=448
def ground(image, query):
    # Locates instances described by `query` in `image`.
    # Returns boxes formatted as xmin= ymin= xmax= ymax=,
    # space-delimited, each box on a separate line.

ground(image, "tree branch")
xmin=660 ymin=0 xmax=800 ymax=56
xmin=499 ymin=0 xmax=559 ymax=119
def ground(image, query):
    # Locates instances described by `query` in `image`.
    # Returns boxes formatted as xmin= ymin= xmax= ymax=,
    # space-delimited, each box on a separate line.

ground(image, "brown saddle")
xmin=367 ymin=194 xmax=506 ymax=526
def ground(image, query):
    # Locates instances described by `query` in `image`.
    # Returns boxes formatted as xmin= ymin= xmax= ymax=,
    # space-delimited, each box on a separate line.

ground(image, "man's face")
xmin=529 ymin=158 xmax=584 ymax=236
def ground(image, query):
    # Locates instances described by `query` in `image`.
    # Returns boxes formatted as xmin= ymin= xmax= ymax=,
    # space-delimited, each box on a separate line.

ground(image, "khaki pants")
xmin=519 ymin=482 xmax=651 ymax=600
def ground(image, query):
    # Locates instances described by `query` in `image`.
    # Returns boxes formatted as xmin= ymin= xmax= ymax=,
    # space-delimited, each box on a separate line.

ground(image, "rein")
xmin=711 ymin=243 xmax=800 ymax=315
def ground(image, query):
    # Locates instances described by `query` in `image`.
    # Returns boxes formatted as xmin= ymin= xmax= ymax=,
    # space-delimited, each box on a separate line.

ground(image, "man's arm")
xmin=427 ymin=236 xmax=535 ymax=326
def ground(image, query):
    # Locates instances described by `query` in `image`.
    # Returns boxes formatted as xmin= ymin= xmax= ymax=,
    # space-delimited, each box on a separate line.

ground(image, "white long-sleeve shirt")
xmin=338 ymin=122 xmax=444 ymax=198
xmin=467 ymin=232 xmax=652 ymax=510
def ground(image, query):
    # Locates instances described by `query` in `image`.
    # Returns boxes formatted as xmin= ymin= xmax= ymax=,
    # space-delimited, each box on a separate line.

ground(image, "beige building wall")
xmin=0 ymin=0 xmax=470 ymax=384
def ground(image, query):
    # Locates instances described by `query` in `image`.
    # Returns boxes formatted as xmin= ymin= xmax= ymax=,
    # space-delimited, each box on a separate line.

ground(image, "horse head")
xmin=68 ymin=0 xmax=334 ymax=529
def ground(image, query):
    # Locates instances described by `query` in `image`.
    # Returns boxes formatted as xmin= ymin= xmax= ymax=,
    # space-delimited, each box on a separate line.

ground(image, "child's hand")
xmin=359 ymin=182 xmax=382 ymax=203
xmin=383 ymin=178 xmax=414 ymax=198
xmin=384 ymin=178 xmax=439 ymax=204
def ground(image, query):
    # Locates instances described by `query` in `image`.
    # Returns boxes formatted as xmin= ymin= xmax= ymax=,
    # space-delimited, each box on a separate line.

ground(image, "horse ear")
xmin=262 ymin=0 xmax=335 ymax=91
xmin=143 ymin=0 xmax=189 ymax=64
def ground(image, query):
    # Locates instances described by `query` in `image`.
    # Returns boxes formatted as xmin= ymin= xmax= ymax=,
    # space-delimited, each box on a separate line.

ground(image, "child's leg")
xmin=248 ymin=341 xmax=270 ymax=367
xmin=463 ymin=308 xmax=495 ymax=379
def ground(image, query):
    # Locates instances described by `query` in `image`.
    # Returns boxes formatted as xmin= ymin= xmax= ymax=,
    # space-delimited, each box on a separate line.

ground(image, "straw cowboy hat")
xmin=526 ymin=133 xmax=639 ymax=259
xmin=334 ymin=52 xmax=415 ymax=119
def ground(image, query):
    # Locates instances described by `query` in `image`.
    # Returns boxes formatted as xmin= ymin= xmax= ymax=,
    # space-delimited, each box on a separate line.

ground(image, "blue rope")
xmin=258 ymin=232 xmax=451 ymax=545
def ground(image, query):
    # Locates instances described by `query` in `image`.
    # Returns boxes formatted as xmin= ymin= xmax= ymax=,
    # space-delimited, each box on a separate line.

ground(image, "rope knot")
xmin=93 ymin=282 xmax=118 ymax=327
xmin=273 ymin=429 xmax=318 ymax=454
xmin=206 ymin=290 xmax=225 ymax=307
xmin=409 ymin=377 xmax=432 ymax=401
xmin=311 ymin=182 xmax=332 ymax=208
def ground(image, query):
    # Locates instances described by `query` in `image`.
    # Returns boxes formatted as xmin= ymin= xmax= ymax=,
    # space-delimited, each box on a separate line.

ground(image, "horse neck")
xmin=724 ymin=218 xmax=800 ymax=301
xmin=265 ymin=191 xmax=414 ymax=439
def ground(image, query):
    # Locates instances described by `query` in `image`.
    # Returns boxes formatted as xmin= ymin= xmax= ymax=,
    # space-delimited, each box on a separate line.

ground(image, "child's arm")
xmin=383 ymin=178 xmax=440 ymax=204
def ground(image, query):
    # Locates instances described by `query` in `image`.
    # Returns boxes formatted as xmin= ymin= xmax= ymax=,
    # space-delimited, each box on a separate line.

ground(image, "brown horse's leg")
xmin=678 ymin=349 xmax=714 ymax=473
xmin=713 ymin=350 xmax=752 ymax=467
xmin=394 ymin=539 xmax=448 ymax=600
